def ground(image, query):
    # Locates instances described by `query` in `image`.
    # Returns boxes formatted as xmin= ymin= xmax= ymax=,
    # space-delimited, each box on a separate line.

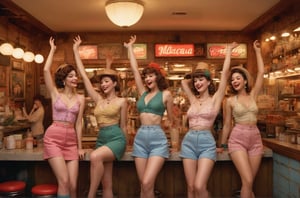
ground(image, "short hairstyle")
xmin=99 ymin=74 xmax=120 ymax=92
xmin=54 ymin=64 xmax=77 ymax=88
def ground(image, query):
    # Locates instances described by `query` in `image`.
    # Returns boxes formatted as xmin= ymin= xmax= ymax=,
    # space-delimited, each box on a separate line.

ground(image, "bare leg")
xmin=48 ymin=157 xmax=70 ymax=196
xmin=182 ymin=159 xmax=197 ymax=198
xmin=194 ymin=158 xmax=214 ymax=198
xmin=88 ymin=146 xmax=115 ymax=198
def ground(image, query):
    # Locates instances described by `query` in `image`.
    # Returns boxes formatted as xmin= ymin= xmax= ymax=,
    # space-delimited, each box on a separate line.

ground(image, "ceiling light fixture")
xmin=12 ymin=47 xmax=24 ymax=59
xmin=105 ymin=0 xmax=144 ymax=27
xmin=23 ymin=51 xmax=35 ymax=62
xmin=34 ymin=54 xmax=44 ymax=64
xmin=0 ymin=42 xmax=14 ymax=55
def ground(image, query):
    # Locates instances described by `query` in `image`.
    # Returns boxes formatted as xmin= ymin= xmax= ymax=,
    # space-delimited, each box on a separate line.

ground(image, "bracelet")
xmin=221 ymin=144 xmax=228 ymax=149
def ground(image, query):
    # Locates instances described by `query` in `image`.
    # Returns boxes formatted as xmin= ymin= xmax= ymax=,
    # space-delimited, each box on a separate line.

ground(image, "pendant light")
xmin=23 ymin=51 xmax=35 ymax=62
xmin=105 ymin=0 xmax=144 ymax=27
xmin=34 ymin=54 xmax=44 ymax=64
xmin=0 ymin=42 xmax=14 ymax=55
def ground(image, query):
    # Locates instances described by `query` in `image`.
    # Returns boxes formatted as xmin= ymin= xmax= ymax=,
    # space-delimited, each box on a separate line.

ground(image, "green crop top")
xmin=94 ymin=102 xmax=120 ymax=126
xmin=136 ymin=91 xmax=165 ymax=116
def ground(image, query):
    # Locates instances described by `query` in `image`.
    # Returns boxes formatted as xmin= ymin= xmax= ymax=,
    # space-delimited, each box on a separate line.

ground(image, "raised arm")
xmin=75 ymin=94 xmax=85 ymax=159
xmin=43 ymin=37 xmax=58 ymax=99
xmin=251 ymin=40 xmax=264 ymax=99
xmin=218 ymin=97 xmax=233 ymax=151
xmin=181 ymin=78 xmax=196 ymax=104
xmin=213 ymin=42 xmax=239 ymax=108
xmin=124 ymin=35 xmax=146 ymax=95
xmin=73 ymin=35 xmax=101 ymax=102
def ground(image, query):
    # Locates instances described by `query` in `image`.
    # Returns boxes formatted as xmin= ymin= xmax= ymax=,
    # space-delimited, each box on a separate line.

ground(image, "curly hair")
xmin=191 ymin=72 xmax=216 ymax=95
xmin=228 ymin=68 xmax=251 ymax=94
xmin=55 ymin=64 xmax=77 ymax=88
xmin=99 ymin=74 xmax=121 ymax=92
xmin=142 ymin=67 xmax=168 ymax=91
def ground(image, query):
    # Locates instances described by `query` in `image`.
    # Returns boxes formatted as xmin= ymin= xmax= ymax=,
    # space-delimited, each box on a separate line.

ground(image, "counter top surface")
xmin=0 ymin=146 xmax=273 ymax=161
xmin=263 ymin=138 xmax=300 ymax=161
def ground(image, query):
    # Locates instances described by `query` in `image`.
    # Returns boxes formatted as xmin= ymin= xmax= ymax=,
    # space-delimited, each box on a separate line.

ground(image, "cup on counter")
xmin=6 ymin=135 xmax=16 ymax=149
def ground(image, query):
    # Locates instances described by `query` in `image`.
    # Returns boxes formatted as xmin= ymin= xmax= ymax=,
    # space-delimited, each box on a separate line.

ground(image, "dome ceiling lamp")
xmin=105 ymin=0 xmax=144 ymax=28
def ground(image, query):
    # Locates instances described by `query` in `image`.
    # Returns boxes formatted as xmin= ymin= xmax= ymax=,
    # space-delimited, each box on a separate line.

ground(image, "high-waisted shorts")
xmin=95 ymin=124 xmax=126 ymax=160
xmin=180 ymin=130 xmax=216 ymax=161
xmin=228 ymin=124 xmax=264 ymax=156
xmin=43 ymin=122 xmax=78 ymax=160
xmin=132 ymin=125 xmax=169 ymax=159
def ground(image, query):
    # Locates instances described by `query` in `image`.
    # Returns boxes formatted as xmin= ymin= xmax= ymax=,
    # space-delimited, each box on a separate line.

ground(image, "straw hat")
xmin=185 ymin=62 xmax=211 ymax=79
xmin=98 ymin=68 xmax=118 ymax=77
xmin=230 ymin=66 xmax=253 ymax=89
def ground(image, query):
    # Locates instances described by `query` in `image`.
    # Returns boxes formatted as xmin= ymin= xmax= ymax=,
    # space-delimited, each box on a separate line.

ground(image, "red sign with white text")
xmin=207 ymin=43 xmax=247 ymax=59
xmin=155 ymin=44 xmax=194 ymax=57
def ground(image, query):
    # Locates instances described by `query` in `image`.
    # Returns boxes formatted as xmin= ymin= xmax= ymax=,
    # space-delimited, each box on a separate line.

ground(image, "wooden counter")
xmin=0 ymin=147 xmax=273 ymax=197
xmin=263 ymin=138 xmax=300 ymax=161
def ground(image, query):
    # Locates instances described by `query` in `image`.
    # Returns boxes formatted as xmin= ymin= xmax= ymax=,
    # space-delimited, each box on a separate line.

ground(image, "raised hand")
xmin=49 ymin=37 xmax=56 ymax=51
xmin=123 ymin=35 xmax=136 ymax=48
xmin=73 ymin=35 xmax=82 ymax=51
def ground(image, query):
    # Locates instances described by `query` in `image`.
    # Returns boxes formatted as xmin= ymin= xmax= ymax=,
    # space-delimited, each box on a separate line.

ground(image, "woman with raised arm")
xmin=180 ymin=42 xmax=238 ymax=198
xmin=73 ymin=35 xmax=127 ymax=198
xmin=124 ymin=35 xmax=174 ymax=198
xmin=218 ymin=40 xmax=264 ymax=198
xmin=43 ymin=37 xmax=85 ymax=198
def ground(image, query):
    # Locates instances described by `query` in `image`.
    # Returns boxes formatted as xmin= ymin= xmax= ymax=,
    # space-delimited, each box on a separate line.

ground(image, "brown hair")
xmin=99 ymin=74 xmax=121 ymax=92
xmin=191 ymin=72 xmax=215 ymax=95
xmin=55 ymin=64 xmax=77 ymax=88
xmin=142 ymin=66 xmax=168 ymax=91
xmin=229 ymin=67 xmax=252 ymax=94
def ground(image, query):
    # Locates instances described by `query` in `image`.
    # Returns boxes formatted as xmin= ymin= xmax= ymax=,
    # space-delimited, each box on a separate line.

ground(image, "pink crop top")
xmin=232 ymin=96 xmax=258 ymax=123
xmin=52 ymin=95 xmax=80 ymax=123
xmin=187 ymin=103 xmax=218 ymax=129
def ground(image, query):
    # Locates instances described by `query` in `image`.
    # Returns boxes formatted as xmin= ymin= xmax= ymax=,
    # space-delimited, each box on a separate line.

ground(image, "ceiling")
xmin=0 ymin=0 xmax=292 ymax=34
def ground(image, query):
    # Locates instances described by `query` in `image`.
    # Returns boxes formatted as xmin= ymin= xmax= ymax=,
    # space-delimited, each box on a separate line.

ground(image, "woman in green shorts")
xmin=73 ymin=36 xmax=127 ymax=198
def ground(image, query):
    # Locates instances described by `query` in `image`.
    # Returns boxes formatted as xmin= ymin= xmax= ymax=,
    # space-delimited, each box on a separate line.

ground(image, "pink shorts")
xmin=43 ymin=122 xmax=78 ymax=160
xmin=228 ymin=124 xmax=263 ymax=156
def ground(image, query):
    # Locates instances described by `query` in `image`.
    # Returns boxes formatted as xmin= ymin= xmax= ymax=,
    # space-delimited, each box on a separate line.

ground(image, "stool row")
xmin=0 ymin=181 xmax=57 ymax=198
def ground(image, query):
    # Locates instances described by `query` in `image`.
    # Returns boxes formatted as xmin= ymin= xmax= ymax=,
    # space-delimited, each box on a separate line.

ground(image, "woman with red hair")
xmin=124 ymin=35 xmax=174 ymax=198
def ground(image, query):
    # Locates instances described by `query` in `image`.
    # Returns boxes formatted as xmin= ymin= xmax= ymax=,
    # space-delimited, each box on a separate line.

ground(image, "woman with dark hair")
xmin=124 ymin=35 xmax=174 ymax=198
xmin=73 ymin=36 xmax=127 ymax=198
xmin=43 ymin=37 xmax=85 ymax=198
xmin=180 ymin=42 xmax=238 ymax=198
xmin=22 ymin=94 xmax=45 ymax=140
xmin=219 ymin=40 xmax=264 ymax=198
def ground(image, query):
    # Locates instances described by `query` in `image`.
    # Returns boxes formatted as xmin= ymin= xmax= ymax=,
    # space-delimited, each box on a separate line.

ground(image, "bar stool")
xmin=31 ymin=184 xmax=58 ymax=198
xmin=0 ymin=180 xmax=26 ymax=197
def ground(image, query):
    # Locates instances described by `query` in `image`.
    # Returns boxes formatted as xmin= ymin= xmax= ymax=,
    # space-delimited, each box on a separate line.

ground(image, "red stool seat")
xmin=31 ymin=184 xmax=57 ymax=195
xmin=0 ymin=181 xmax=26 ymax=193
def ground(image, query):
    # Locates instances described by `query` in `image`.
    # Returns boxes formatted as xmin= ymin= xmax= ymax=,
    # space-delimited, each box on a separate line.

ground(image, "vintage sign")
xmin=133 ymin=44 xmax=147 ymax=59
xmin=207 ymin=43 xmax=247 ymax=59
xmin=155 ymin=44 xmax=194 ymax=57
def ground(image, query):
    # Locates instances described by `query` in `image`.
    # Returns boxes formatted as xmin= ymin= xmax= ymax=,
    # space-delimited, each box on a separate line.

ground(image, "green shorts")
xmin=95 ymin=124 xmax=126 ymax=160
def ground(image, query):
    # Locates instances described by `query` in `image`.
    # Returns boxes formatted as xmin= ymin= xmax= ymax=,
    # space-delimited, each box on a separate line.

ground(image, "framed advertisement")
xmin=12 ymin=60 xmax=24 ymax=70
xmin=79 ymin=45 xmax=98 ymax=59
xmin=11 ymin=70 xmax=25 ymax=99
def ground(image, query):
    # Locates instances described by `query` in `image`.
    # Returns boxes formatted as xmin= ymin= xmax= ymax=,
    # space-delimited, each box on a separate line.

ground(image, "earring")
xmin=63 ymin=81 xmax=65 ymax=86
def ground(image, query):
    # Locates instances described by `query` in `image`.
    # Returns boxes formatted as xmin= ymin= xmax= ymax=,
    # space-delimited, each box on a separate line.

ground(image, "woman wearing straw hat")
xmin=180 ymin=42 xmax=238 ymax=198
xmin=221 ymin=40 xmax=264 ymax=198
xmin=43 ymin=37 xmax=85 ymax=198
xmin=124 ymin=35 xmax=174 ymax=198
xmin=219 ymin=40 xmax=264 ymax=198
xmin=73 ymin=36 xmax=127 ymax=198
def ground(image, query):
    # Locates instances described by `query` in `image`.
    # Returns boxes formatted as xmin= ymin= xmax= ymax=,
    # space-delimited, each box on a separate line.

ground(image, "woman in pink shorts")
xmin=219 ymin=40 xmax=264 ymax=198
xmin=43 ymin=37 xmax=85 ymax=198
